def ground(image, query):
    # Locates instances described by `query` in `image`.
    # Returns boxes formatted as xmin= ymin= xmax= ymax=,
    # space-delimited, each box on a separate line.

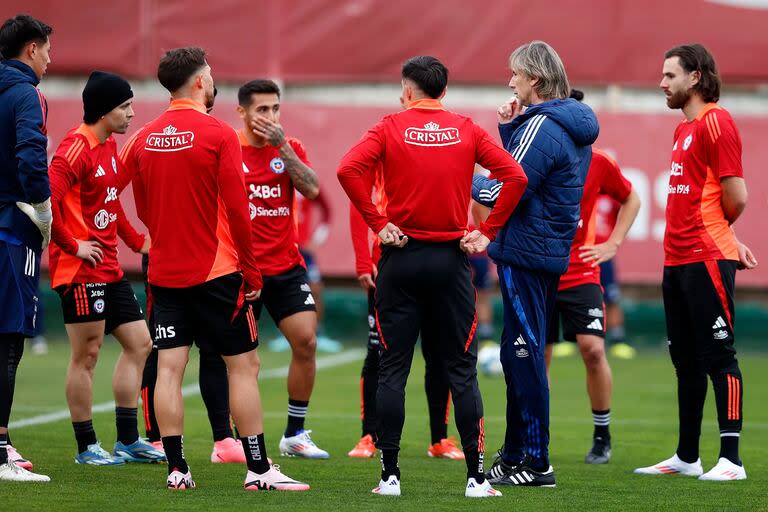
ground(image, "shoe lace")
xmin=298 ymin=430 xmax=317 ymax=447
xmin=89 ymin=442 xmax=112 ymax=458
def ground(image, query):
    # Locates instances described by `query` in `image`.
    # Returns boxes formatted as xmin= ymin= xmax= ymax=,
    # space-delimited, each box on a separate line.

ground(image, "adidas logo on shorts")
xmin=304 ymin=294 xmax=315 ymax=305
xmin=588 ymin=308 xmax=604 ymax=318
xmin=712 ymin=316 xmax=727 ymax=329
xmin=513 ymin=336 xmax=526 ymax=346
xmin=586 ymin=319 xmax=603 ymax=331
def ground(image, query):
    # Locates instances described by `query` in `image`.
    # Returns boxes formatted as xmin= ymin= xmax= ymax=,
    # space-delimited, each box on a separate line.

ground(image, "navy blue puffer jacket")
xmin=473 ymin=98 xmax=598 ymax=274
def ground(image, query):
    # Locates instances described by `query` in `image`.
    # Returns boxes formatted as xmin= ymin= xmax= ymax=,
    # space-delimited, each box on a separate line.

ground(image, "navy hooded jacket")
xmin=472 ymin=98 xmax=599 ymax=275
xmin=0 ymin=59 xmax=50 ymax=248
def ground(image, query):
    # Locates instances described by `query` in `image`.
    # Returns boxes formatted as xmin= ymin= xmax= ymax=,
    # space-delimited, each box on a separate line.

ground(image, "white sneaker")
xmin=0 ymin=461 xmax=50 ymax=482
xmin=372 ymin=474 xmax=400 ymax=496
xmin=699 ymin=458 xmax=747 ymax=481
xmin=634 ymin=454 xmax=703 ymax=476
xmin=279 ymin=430 xmax=329 ymax=459
xmin=167 ymin=468 xmax=195 ymax=490
xmin=465 ymin=477 xmax=502 ymax=497
xmin=244 ymin=465 xmax=310 ymax=491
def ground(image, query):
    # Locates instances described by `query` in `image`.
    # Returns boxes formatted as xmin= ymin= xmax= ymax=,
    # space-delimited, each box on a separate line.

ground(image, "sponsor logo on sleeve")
xmin=404 ymin=122 xmax=461 ymax=147
xmin=145 ymin=125 xmax=195 ymax=152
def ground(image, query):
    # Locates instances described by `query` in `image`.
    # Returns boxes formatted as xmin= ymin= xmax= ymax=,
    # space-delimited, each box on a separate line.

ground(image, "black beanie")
xmin=82 ymin=70 xmax=133 ymax=124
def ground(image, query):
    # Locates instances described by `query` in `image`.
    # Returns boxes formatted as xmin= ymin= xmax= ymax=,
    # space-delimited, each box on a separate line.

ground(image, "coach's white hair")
xmin=509 ymin=40 xmax=570 ymax=100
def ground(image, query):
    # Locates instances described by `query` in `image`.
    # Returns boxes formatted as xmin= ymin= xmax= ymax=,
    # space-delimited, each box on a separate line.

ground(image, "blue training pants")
xmin=497 ymin=263 xmax=559 ymax=468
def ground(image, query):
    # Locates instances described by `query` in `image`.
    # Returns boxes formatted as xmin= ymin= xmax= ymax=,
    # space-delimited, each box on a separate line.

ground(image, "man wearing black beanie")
xmin=47 ymin=70 xmax=164 ymax=466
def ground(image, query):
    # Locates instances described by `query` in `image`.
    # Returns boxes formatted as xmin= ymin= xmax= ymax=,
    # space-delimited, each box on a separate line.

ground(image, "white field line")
xmin=9 ymin=349 xmax=365 ymax=430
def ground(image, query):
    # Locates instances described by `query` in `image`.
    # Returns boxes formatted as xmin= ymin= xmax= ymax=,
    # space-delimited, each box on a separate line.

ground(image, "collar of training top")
xmin=407 ymin=99 xmax=445 ymax=110
xmin=166 ymin=98 xmax=207 ymax=113
xmin=75 ymin=123 xmax=103 ymax=149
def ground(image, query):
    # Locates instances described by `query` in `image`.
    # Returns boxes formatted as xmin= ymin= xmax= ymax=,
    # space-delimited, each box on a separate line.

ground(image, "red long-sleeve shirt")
xmin=119 ymin=99 xmax=261 ymax=289
xmin=338 ymin=99 xmax=527 ymax=242
xmin=349 ymin=163 xmax=385 ymax=276
xmin=48 ymin=124 xmax=145 ymax=288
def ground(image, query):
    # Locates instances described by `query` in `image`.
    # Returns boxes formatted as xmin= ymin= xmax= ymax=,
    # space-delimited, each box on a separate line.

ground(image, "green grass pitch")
xmin=3 ymin=339 xmax=767 ymax=511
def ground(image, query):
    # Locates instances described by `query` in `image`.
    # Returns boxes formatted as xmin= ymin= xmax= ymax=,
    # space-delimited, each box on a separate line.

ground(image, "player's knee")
xmin=75 ymin=342 xmax=102 ymax=372
xmin=292 ymin=333 xmax=316 ymax=361
xmin=580 ymin=341 xmax=606 ymax=370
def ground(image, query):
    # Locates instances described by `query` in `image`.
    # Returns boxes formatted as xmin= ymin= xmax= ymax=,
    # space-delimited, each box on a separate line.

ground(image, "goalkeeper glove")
xmin=16 ymin=198 xmax=52 ymax=250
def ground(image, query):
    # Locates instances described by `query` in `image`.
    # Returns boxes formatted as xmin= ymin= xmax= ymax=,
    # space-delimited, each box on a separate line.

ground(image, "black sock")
xmin=719 ymin=433 xmax=741 ymax=465
xmin=240 ymin=434 xmax=270 ymax=474
xmin=115 ymin=407 xmax=139 ymax=445
xmin=162 ymin=435 xmax=188 ymax=474
xmin=285 ymin=399 xmax=308 ymax=437
xmin=73 ymin=420 xmax=97 ymax=454
xmin=675 ymin=370 xmax=707 ymax=463
xmin=592 ymin=409 xmax=611 ymax=441
xmin=0 ymin=433 xmax=7 ymax=464
xmin=381 ymin=449 xmax=400 ymax=480
xmin=711 ymin=369 xmax=743 ymax=465
xmin=199 ymin=351 xmax=233 ymax=442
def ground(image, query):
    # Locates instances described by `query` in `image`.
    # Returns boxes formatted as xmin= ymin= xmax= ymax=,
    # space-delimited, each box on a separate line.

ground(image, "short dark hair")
xmin=238 ymin=79 xmax=281 ymax=106
xmin=401 ymin=56 xmax=448 ymax=99
xmin=157 ymin=47 xmax=207 ymax=93
xmin=0 ymin=14 xmax=52 ymax=60
xmin=665 ymin=43 xmax=720 ymax=103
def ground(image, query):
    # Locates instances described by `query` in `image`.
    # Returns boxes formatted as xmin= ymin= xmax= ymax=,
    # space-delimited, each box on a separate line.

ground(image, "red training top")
xmin=120 ymin=99 xmax=261 ymax=289
xmin=595 ymin=195 xmax=620 ymax=245
xmin=338 ymin=99 xmax=527 ymax=242
xmin=239 ymin=130 xmax=306 ymax=276
xmin=559 ymin=149 xmax=632 ymax=291
xmin=49 ymin=124 xmax=145 ymax=288
xmin=664 ymin=103 xmax=742 ymax=266
xmin=349 ymin=162 xmax=386 ymax=276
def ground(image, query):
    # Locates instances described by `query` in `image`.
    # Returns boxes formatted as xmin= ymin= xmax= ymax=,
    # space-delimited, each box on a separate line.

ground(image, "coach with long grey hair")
xmin=463 ymin=40 xmax=599 ymax=487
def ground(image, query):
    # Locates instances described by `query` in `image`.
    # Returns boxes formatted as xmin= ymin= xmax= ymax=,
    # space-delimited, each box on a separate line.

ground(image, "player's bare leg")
xmin=156 ymin=346 xmax=196 ymax=487
xmin=111 ymin=320 xmax=152 ymax=410
xmin=577 ymin=334 xmax=613 ymax=464
xmin=224 ymin=349 xmax=309 ymax=491
xmin=109 ymin=320 xmax=163 ymax=463
xmin=277 ymin=311 xmax=328 ymax=459
xmin=65 ymin=321 xmax=122 ymax=464
xmin=65 ymin=321 xmax=105 ymax=423
xmin=281 ymin=311 xmax=317 ymax=401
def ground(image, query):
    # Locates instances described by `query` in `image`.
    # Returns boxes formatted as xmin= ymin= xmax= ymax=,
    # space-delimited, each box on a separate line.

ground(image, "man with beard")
xmin=121 ymin=47 xmax=308 ymax=491
xmin=635 ymin=43 xmax=756 ymax=482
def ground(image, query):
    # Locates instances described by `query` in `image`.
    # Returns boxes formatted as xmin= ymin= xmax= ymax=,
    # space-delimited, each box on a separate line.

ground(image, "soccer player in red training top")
xmin=635 ymin=44 xmax=757 ymax=481
xmin=347 ymin=163 xmax=460 ymax=461
xmin=339 ymin=56 xmax=528 ymax=498
xmin=121 ymin=47 xmax=308 ymax=491
xmin=236 ymin=79 xmax=328 ymax=458
xmin=49 ymin=71 xmax=165 ymax=466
